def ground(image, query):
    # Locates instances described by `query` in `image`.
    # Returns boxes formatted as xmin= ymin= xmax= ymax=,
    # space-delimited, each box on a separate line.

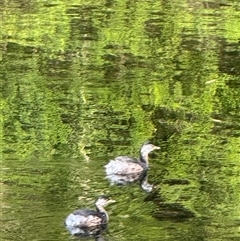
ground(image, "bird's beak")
xmin=154 ymin=145 xmax=161 ymax=150
xmin=107 ymin=199 xmax=116 ymax=205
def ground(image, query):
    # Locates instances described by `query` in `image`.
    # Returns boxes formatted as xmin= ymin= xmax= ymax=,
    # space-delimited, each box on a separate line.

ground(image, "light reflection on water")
xmin=2 ymin=1 xmax=240 ymax=241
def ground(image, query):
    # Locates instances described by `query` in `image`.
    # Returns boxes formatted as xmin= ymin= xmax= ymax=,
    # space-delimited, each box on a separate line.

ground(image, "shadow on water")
xmin=144 ymin=183 xmax=195 ymax=222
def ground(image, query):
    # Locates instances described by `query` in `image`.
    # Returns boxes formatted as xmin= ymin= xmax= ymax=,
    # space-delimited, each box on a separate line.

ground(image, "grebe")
xmin=105 ymin=142 xmax=160 ymax=192
xmin=65 ymin=195 xmax=115 ymax=236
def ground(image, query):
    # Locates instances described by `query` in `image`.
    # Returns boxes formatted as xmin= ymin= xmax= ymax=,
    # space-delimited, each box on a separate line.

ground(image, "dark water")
xmin=1 ymin=1 xmax=240 ymax=241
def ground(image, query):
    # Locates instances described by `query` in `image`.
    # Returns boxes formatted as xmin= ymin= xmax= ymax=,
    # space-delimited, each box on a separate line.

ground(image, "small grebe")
xmin=65 ymin=195 xmax=115 ymax=236
xmin=105 ymin=142 xmax=160 ymax=192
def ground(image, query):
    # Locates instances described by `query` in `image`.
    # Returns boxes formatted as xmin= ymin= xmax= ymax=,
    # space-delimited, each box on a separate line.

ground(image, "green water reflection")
xmin=1 ymin=0 xmax=240 ymax=241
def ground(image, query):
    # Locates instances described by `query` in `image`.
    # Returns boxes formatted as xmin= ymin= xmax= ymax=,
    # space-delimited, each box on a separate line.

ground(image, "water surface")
xmin=1 ymin=1 xmax=240 ymax=240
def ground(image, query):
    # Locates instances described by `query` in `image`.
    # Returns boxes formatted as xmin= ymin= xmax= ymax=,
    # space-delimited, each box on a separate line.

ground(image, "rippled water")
xmin=2 ymin=1 xmax=240 ymax=241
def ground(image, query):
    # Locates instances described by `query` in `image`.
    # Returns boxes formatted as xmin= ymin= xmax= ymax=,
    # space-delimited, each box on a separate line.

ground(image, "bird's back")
xmin=105 ymin=156 xmax=145 ymax=175
xmin=65 ymin=209 xmax=105 ymax=228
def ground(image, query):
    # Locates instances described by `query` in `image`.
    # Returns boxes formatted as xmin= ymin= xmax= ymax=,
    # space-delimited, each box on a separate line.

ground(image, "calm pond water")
xmin=1 ymin=1 xmax=240 ymax=241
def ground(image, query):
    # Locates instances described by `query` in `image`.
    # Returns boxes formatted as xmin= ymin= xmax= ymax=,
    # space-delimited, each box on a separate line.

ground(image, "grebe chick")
xmin=65 ymin=195 xmax=115 ymax=236
xmin=105 ymin=142 xmax=160 ymax=176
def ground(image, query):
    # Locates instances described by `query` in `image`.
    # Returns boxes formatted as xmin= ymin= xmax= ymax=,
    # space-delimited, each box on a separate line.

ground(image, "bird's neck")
xmin=96 ymin=205 xmax=109 ymax=222
xmin=140 ymin=152 xmax=149 ymax=167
